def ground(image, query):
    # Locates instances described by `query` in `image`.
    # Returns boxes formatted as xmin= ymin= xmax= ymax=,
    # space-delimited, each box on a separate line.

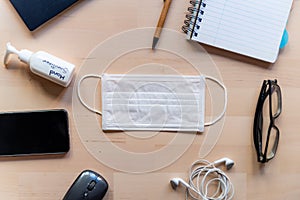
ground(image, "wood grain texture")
xmin=0 ymin=0 xmax=299 ymax=199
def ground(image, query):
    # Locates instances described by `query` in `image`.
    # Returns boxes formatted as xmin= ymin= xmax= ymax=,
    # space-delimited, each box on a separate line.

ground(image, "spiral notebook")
xmin=183 ymin=0 xmax=293 ymax=63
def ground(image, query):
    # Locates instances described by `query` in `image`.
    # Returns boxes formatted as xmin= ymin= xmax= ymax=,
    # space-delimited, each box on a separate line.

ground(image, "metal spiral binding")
xmin=182 ymin=0 xmax=206 ymax=37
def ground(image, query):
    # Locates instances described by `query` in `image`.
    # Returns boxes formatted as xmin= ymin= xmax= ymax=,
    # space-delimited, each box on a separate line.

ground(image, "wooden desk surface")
xmin=0 ymin=0 xmax=299 ymax=199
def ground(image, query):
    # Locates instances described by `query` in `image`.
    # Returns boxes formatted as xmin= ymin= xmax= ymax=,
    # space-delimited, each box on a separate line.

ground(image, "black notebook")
xmin=10 ymin=0 xmax=80 ymax=31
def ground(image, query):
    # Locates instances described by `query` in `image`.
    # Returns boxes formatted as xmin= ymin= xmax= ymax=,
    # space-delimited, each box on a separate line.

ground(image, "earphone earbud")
xmin=170 ymin=178 xmax=200 ymax=194
xmin=170 ymin=178 xmax=191 ymax=191
xmin=213 ymin=157 xmax=235 ymax=170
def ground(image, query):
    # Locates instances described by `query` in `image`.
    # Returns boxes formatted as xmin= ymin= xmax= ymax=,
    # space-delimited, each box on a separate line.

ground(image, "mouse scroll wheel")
xmin=87 ymin=180 xmax=96 ymax=191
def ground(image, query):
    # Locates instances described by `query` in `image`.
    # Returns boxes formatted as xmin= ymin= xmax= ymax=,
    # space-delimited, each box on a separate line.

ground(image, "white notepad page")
xmin=190 ymin=0 xmax=293 ymax=63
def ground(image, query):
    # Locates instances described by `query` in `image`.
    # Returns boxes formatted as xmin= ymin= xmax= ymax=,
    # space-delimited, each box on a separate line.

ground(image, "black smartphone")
xmin=0 ymin=109 xmax=70 ymax=156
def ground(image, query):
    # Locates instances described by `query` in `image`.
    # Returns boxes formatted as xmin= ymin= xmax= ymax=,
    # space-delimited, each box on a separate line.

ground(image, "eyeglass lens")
xmin=260 ymin=81 xmax=281 ymax=161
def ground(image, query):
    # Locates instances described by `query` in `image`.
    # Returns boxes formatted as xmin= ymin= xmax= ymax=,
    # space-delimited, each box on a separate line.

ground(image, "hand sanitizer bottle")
xmin=4 ymin=43 xmax=75 ymax=87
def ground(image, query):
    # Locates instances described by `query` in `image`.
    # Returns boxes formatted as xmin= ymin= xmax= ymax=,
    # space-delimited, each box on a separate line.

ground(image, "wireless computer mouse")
xmin=63 ymin=170 xmax=108 ymax=200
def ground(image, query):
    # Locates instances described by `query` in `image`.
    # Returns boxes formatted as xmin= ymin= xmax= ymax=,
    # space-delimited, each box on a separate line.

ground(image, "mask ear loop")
xmin=203 ymin=75 xmax=228 ymax=126
xmin=77 ymin=74 xmax=102 ymax=115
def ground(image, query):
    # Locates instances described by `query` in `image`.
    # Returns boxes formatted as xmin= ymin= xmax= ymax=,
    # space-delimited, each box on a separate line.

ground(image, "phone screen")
xmin=0 ymin=109 xmax=70 ymax=156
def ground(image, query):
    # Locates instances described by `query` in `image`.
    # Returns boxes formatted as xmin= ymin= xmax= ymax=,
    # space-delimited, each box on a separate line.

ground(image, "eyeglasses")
xmin=253 ymin=79 xmax=282 ymax=163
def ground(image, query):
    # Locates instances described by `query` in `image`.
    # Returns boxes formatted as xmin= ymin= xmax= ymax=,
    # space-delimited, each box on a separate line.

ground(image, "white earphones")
xmin=170 ymin=157 xmax=234 ymax=190
xmin=170 ymin=158 xmax=235 ymax=200
xmin=213 ymin=157 xmax=235 ymax=170
xmin=170 ymin=177 xmax=192 ymax=191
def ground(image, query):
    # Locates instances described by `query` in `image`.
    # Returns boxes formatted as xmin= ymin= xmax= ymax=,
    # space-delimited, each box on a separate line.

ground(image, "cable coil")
xmin=186 ymin=159 xmax=234 ymax=200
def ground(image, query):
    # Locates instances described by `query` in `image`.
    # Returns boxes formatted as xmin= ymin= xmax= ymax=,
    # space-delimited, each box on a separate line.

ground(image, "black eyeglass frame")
xmin=253 ymin=79 xmax=282 ymax=163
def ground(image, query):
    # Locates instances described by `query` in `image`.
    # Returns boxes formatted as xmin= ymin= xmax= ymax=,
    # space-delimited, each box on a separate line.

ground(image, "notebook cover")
xmin=10 ymin=0 xmax=79 ymax=31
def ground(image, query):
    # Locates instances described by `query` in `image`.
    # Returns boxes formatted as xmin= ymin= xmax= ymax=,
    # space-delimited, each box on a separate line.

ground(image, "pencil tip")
xmin=152 ymin=37 xmax=159 ymax=50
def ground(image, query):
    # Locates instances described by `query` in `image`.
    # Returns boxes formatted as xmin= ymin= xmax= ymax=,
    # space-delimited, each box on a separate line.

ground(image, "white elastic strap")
xmin=204 ymin=75 xmax=228 ymax=126
xmin=77 ymin=74 xmax=102 ymax=115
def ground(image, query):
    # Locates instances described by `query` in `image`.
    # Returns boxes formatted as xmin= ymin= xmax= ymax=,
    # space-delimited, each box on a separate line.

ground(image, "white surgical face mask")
xmin=77 ymin=73 xmax=227 ymax=132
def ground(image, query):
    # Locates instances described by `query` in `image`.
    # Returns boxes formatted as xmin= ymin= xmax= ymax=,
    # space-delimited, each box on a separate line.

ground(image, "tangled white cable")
xmin=170 ymin=158 xmax=234 ymax=200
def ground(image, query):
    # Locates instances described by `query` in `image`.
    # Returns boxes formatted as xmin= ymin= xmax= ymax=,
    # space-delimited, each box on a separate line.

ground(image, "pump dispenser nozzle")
xmin=4 ymin=43 xmax=33 ymax=66
xmin=4 ymin=43 xmax=17 ymax=66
